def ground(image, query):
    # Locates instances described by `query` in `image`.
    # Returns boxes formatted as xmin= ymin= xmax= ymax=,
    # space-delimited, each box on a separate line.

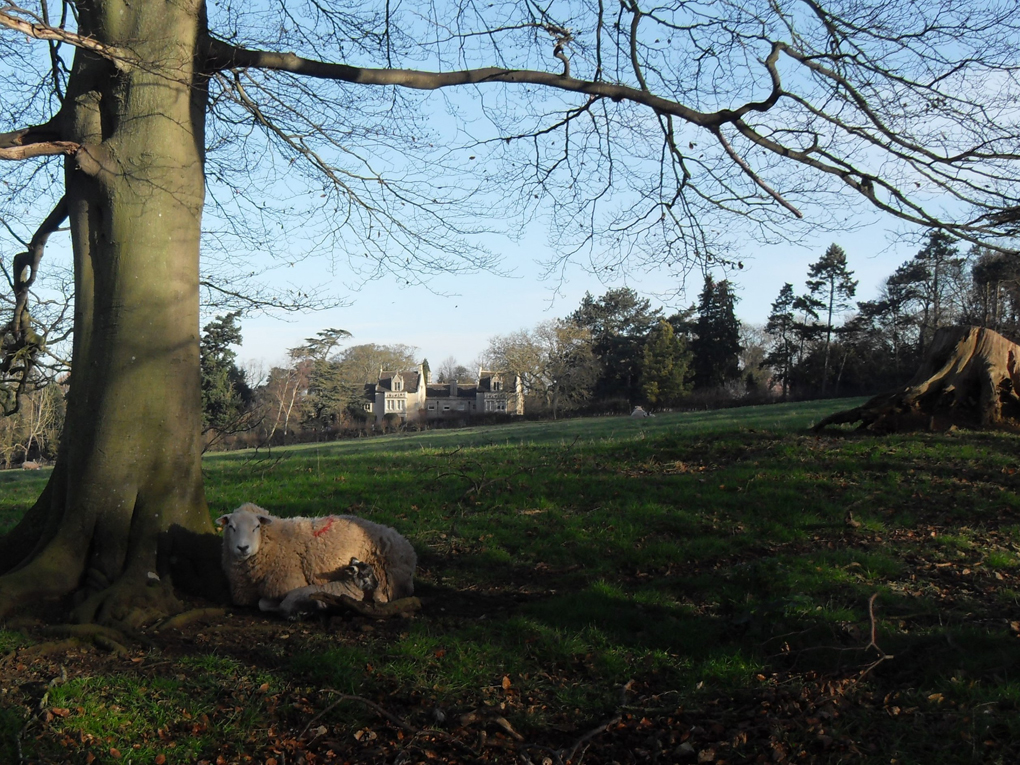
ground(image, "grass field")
xmin=3 ymin=398 xmax=1020 ymax=764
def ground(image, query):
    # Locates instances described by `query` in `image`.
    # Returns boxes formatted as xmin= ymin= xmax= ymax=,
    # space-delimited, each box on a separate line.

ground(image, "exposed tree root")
xmin=814 ymin=326 xmax=1020 ymax=433
xmin=3 ymin=629 xmax=131 ymax=666
xmin=35 ymin=624 xmax=131 ymax=655
xmin=5 ymin=638 xmax=81 ymax=665
xmin=154 ymin=607 xmax=227 ymax=633
xmin=40 ymin=623 xmax=128 ymax=643
xmin=92 ymin=634 xmax=130 ymax=656
xmin=70 ymin=575 xmax=185 ymax=628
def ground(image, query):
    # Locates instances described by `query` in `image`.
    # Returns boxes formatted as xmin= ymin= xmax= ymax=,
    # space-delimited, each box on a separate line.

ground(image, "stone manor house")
xmin=363 ymin=364 xmax=524 ymax=424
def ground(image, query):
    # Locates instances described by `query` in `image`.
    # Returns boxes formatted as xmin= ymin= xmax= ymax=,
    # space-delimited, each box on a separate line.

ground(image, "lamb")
xmin=218 ymin=503 xmax=417 ymax=617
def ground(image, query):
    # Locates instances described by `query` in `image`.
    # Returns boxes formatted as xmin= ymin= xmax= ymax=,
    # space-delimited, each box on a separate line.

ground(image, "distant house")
xmin=363 ymin=364 xmax=524 ymax=424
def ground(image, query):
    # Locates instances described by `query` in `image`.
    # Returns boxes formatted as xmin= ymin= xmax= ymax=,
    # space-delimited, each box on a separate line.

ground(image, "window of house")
xmin=392 ymin=376 xmax=403 ymax=392
xmin=427 ymin=402 xmax=436 ymax=410
xmin=443 ymin=404 xmax=451 ymax=411
xmin=492 ymin=379 xmax=502 ymax=391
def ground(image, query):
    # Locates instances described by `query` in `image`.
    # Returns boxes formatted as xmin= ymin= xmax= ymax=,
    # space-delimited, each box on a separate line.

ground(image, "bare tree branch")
xmin=0 ymin=123 xmax=77 ymax=162
xmin=0 ymin=5 xmax=135 ymax=71
xmin=205 ymin=37 xmax=779 ymax=129
xmin=1 ymin=196 xmax=68 ymax=416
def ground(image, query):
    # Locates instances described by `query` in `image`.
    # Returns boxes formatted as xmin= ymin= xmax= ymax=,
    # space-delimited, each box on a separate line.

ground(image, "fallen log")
xmin=814 ymin=326 xmax=1020 ymax=433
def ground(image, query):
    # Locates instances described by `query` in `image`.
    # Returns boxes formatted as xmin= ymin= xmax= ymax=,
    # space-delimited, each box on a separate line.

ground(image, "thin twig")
xmin=561 ymin=679 xmax=634 ymax=764
xmin=858 ymin=592 xmax=894 ymax=679
xmin=564 ymin=715 xmax=623 ymax=764
xmin=301 ymin=691 xmax=417 ymax=739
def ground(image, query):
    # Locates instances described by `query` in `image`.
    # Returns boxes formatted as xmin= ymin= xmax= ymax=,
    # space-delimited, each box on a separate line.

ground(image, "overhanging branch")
xmin=205 ymin=38 xmax=752 ymax=130
xmin=0 ymin=6 xmax=136 ymax=71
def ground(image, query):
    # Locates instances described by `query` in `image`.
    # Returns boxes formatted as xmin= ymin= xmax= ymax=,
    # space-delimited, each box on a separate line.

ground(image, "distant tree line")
xmin=485 ymin=232 xmax=1020 ymax=415
xmin=764 ymin=233 xmax=1019 ymax=400
xmin=187 ymin=230 xmax=1017 ymax=448
xmin=482 ymin=278 xmax=743 ymax=416
xmin=0 ymin=383 xmax=63 ymax=467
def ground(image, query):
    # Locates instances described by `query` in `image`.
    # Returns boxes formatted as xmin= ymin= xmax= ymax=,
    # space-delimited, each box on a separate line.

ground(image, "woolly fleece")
xmin=219 ymin=503 xmax=416 ymax=607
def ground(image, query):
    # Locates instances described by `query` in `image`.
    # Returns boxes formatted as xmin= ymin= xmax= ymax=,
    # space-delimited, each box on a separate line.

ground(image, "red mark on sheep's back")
xmin=313 ymin=517 xmax=335 ymax=538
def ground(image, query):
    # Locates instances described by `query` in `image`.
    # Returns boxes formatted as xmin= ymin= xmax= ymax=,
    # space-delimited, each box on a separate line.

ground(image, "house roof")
xmin=365 ymin=367 xmax=516 ymax=399
xmin=477 ymin=370 xmax=502 ymax=392
xmin=426 ymin=384 xmax=477 ymax=399
xmin=377 ymin=369 xmax=421 ymax=393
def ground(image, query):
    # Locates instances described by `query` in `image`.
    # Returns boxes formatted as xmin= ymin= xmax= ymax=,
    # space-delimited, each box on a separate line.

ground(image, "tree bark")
xmin=0 ymin=0 xmax=217 ymax=624
xmin=813 ymin=326 xmax=1020 ymax=433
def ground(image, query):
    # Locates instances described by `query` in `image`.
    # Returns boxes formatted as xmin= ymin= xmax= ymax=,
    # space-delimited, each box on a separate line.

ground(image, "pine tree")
xmin=570 ymin=288 xmax=662 ymax=404
xmin=968 ymin=247 xmax=1020 ymax=338
xmin=764 ymin=283 xmax=797 ymax=401
xmin=911 ymin=231 xmax=966 ymax=348
xmin=691 ymin=276 xmax=742 ymax=391
xmin=199 ymin=312 xmax=253 ymax=431
xmin=640 ymin=320 xmax=693 ymax=407
xmin=295 ymin=329 xmax=355 ymax=428
xmin=803 ymin=244 xmax=857 ymax=394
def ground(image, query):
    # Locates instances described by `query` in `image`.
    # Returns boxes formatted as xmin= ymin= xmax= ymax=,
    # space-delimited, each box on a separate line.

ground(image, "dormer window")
xmin=392 ymin=375 xmax=403 ymax=392
xmin=492 ymin=376 xmax=502 ymax=392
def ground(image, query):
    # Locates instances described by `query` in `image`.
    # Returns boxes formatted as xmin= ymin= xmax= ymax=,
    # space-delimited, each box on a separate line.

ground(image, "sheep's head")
xmin=217 ymin=505 xmax=274 ymax=562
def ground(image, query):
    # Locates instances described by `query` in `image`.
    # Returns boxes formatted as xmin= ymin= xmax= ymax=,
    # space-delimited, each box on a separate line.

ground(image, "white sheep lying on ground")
xmin=218 ymin=503 xmax=417 ymax=617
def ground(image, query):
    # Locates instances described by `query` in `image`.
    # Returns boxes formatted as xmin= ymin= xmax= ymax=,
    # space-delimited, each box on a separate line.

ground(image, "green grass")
xmin=0 ymin=469 xmax=49 ymax=534
xmin=5 ymin=397 xmax=1020 ymax=762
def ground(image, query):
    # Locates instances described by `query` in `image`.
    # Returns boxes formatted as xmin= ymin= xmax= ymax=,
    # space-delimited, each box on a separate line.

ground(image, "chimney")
xmin=450 ymin=379 xmax=458 ymax=396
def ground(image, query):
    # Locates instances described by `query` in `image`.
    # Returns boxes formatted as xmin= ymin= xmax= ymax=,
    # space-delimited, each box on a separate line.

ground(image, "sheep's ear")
xmin=257 ymin=515 xmax=274 ymax=525
xmin=215 ymin=514 xmax=231 ymax=527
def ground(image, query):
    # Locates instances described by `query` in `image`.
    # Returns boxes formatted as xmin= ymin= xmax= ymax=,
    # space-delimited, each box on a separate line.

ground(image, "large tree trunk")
xmin=813 ymin=326 xmax=1020 ymax=433
xmin=0 ymin=0 xmax=218 ymax=624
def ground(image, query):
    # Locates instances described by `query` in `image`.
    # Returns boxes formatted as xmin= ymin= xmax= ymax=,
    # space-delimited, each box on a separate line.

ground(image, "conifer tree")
xmin=909 ymin=231 xmax=967 ymax=349
xmin=640 ymin=320 xmax=693 ymax=407
xmin=803 ymin=244 xmax=858 ymax=393
xmin=691 ymin=276 xmax=742 ymax=391
xmin=199 ymin=313 xmax=252 ymax=432
xmin=571 ymin=288 xmax=661 ymax=404
xmin=764 ymin=284 xmax=798 ymax=401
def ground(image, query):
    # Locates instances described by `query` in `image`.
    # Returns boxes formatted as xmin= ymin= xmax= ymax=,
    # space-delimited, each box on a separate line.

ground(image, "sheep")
xmin=217 ymin=503 xmax=416 ymax=617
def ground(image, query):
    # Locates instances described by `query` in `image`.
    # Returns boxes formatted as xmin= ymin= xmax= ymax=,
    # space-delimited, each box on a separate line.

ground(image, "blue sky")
xmin=236 ymin=214 xmax=922 ymax=373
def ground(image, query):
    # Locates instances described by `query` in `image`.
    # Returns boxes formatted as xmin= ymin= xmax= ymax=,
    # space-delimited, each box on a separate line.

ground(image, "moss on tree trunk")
xmin=813 ymin=326 xmax=1020 ymax=433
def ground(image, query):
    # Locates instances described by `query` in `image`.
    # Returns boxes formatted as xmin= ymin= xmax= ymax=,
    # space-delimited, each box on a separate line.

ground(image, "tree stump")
xmin=813 ymin=326 xmax=1020 ymax=433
